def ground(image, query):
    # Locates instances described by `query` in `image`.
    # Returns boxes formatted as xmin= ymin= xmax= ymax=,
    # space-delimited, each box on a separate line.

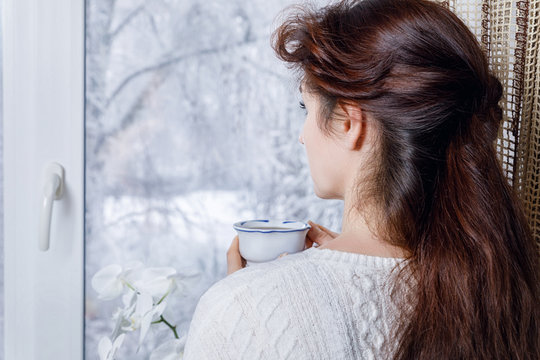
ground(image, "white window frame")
xmin=3 ymin=0 xmax=84 ymax=359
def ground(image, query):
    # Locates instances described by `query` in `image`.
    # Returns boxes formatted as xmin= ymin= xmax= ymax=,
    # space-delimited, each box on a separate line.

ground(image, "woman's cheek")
xmin=305 ymin=144 xmax=329 ymax=197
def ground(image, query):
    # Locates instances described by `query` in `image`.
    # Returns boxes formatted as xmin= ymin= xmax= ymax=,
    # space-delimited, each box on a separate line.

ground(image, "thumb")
xmin=308 ymin=221 xmax=339 ymax=238
xmin=316 ymin=224 xmax=339 ymax=238
xmin=307 ymin=221 xmax=335 ymax=247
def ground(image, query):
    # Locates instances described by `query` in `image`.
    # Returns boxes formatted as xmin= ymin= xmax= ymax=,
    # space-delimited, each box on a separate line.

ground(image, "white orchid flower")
xmin=137 ymin=294 xmax=168 ymax=348
xmin=92 ymin=265 xmax=124 ymax=300
xmin=93 ymin=262 xmax=182 ymax=357
xmin=121 ymin=287 xmax=137 ymax=308
xmin=112 ymin=303 xmax=136 ymax=339
xmin=124 ymin=292 xmax=153 ymax=332
xmin=149 ymin=337 xmax=186 ymax=360
xmin=92 ymin=263 xmax=176 ymax=301
xmin=98 ymin=334 xmax=125 ymax=360
xmin=114 ymin=290 xmax=168 ymax=349
xmin=91 ymin=262 xmax=145 ymax=300
xmin=123 ymin=267 xmax=177 ymax=300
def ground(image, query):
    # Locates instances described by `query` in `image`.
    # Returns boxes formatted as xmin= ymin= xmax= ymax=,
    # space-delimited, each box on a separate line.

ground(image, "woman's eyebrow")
xmin=299 ymin=83 xmax=303 ymax=93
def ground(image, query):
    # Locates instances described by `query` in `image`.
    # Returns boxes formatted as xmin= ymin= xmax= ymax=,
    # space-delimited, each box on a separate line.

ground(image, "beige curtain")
xmin=435 ymin=0 xmax=540 ymax=249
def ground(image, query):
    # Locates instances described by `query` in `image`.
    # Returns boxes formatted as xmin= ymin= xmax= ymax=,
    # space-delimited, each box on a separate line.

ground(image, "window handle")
xmin=39 ymin=162 xmax=65 ymax=251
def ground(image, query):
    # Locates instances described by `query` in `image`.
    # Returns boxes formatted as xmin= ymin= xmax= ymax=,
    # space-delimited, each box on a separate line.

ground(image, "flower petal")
xmin=98 ymin=337 xmax=112 ymax=360
xmin=135 ymin=292 xmax=154 ymax=347
xmin=135 ymin=292 xmax=153 ymax=317
xmin=138 ymin=311 xmax=154 ymax=349
xmin=111 ymin=333 xmax=126 ymax=355
xmin=152 ymin=300 xmax=168 ymax=318
xmin=126 ymin=267 xmax=177 ymax=298
xmin=92 ymin=264 xmax=124 ymax=300
xmin=121 ymin=288 xmax=136 ymax=308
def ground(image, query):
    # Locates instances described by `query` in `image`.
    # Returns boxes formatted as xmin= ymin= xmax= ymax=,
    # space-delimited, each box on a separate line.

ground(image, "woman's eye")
xmin=299 ymin=100 xmax=306 ymax=110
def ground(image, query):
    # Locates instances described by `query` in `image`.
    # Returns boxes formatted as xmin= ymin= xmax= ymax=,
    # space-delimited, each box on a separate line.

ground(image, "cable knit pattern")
xmin=183 ymin=246 xmax=408 ymax=360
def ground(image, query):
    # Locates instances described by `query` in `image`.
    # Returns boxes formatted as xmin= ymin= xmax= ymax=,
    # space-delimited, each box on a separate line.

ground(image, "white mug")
xmin=233 ymin=219 xmax=311 ymax=266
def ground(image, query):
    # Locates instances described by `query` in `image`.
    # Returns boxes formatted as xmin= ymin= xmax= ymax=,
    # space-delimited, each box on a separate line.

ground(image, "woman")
xmin=183 ymin=0 xmax=539 ymax=358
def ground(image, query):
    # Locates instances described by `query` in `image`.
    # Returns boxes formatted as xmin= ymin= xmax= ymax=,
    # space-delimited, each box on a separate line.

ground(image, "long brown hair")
xmin=271 ymin=0 xmax=540 ymax=358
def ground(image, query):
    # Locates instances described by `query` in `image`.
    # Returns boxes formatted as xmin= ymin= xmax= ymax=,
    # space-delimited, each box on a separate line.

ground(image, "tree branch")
xmin=104 ymin=36 xmax=262 ymax=108
xmin=110 ymin=4 xmax=145 ymax=39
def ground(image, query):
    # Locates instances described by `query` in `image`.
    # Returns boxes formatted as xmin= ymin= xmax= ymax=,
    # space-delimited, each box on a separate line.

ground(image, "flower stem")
xmin=152 ymin=315 xmax=179 ymax=339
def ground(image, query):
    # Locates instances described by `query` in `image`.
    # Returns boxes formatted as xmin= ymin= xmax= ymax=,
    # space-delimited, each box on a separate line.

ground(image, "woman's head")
xmin=273 ymin=0 xmax=539 ymax=358
xmin=273 ymin=0 xmax=502 ymax=232
xmin=298 ymin=80 xmax=378 ymax=200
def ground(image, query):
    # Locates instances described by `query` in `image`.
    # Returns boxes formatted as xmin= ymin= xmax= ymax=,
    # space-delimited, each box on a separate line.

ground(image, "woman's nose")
xmin=298 ymin=134 xmax=304 ymax=144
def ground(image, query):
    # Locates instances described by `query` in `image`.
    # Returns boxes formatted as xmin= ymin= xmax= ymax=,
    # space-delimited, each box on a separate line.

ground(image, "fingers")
xmin=305 ymin=236 xmax=315 ymax=249
xmin=306 ymin=220 xmax=338 ymax=247
xmin=316 ymin=223 xmax=339 ymax=238
xmin=227 ymin=235 xmax=245 ymax=275
xmin=308 ymin=220 xmax=339 ymax=238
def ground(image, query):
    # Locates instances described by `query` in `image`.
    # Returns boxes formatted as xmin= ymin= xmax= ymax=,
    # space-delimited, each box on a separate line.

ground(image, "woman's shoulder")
xmin=191 ymin=248 xmax=320 ymax=323
xmin=183 ymin=247 xmax=410 ymax=359
xmin=199 ymin=246 xmax=407 ymax=309
xmin=183 ymin=250 xmax=314 ymax=359
xmin=200 ymin=248 xmax=315 ymax=304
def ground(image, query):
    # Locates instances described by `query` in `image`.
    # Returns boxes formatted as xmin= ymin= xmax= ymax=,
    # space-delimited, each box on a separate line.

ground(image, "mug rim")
xmin=233 ymin=219 xmax=311 ymax=233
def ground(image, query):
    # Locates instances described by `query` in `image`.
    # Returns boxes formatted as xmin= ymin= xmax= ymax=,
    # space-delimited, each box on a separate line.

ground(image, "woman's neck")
xmin=319 ymin=191 xmax=409 ymax=258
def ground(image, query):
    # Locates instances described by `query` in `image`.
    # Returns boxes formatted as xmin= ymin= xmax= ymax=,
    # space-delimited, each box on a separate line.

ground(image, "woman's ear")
xmin=337 ymin=102 xmax=365 ymax=151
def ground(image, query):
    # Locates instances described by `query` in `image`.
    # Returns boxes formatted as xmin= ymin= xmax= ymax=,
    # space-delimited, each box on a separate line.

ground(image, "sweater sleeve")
xmin=182 ymin=271 xmax=268 ymax=360
xmin=182 ymin=269 xmax=301 ymax=360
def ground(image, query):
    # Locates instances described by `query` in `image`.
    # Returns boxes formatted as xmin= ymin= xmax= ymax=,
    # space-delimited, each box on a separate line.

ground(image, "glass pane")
xmin=0 ymin=0 xmax=5 ymax=356
xmin=84 ymin=0 xmax=340 ymax=358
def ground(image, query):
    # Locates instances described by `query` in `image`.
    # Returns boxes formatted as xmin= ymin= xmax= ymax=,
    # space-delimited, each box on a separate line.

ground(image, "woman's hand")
xmin=305 ymin=220 xmax=339 ymax=249
xmin=227 ymin=235 xmax=246 ymax=275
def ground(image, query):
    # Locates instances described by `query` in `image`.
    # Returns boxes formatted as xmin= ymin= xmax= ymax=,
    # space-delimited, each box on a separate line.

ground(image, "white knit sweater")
xmin=183 ymin=246 xmax=408 ymax=360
